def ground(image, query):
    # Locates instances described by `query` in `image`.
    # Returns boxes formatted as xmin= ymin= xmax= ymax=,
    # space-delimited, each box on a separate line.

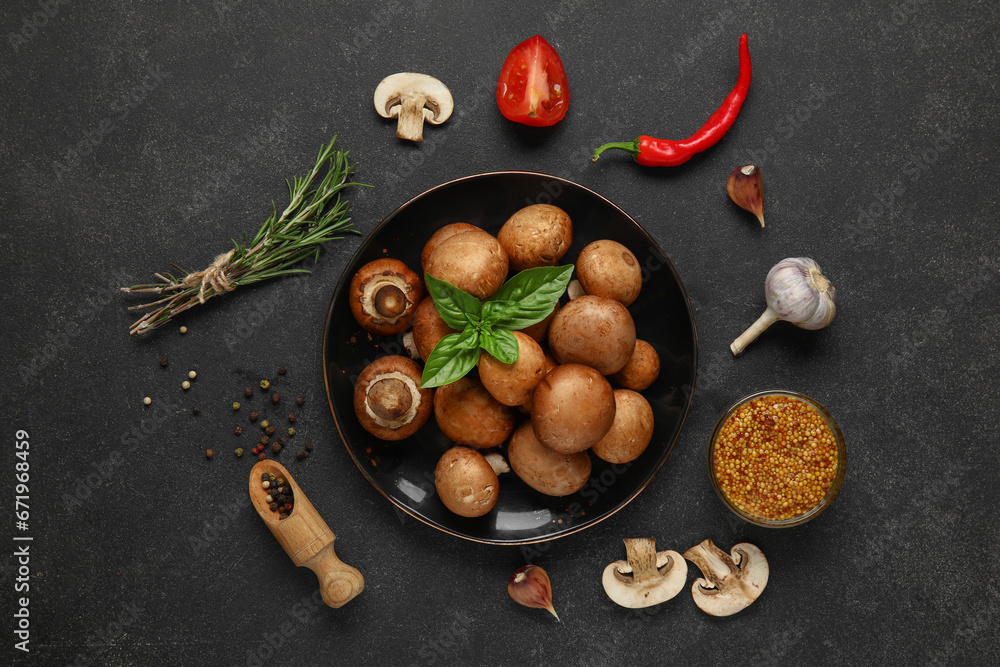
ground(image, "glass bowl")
xmin=708 ymin=390 xmax=846 ymax=528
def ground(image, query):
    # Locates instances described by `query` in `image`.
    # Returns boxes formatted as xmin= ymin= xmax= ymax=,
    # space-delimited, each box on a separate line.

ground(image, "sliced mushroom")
xmin=602 ymin=538 xmax=687 ymax=608
xmin=353 ymin=356 xmax=434 ymax=441
xmin=683 ymin=539 xmax=769 ymax=617
xmin=374 ymin=73 xmax=454 ymax=142
xmin=349 ymin=259 xmax=425 ymax=336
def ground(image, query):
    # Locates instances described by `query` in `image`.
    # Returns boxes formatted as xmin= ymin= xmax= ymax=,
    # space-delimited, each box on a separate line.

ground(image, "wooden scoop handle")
xmin=303 ymin=540 xmax=365 ymax=608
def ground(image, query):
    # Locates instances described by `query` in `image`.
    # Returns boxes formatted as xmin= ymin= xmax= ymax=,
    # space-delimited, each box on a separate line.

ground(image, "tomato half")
xmin=496 ymin=35 xmax=569 ymax=127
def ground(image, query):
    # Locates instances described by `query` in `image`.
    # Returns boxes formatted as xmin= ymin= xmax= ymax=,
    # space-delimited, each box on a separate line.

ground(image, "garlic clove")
xmin=727 ymin=165 xmax=765 ymax=227
xmin=508 ymin=565 xmax=559 ymax=620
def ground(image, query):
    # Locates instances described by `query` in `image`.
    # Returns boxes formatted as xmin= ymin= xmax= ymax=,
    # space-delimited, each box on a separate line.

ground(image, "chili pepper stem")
xmin=731 ymin=307 xmax=781 ymax=356
xmin=591 ymin=140 xmax=641 ymax=162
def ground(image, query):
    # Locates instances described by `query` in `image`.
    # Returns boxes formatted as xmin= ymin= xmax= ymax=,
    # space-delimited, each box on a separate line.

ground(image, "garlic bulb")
xmin=730 ymin=258 xmax=836 ymax=356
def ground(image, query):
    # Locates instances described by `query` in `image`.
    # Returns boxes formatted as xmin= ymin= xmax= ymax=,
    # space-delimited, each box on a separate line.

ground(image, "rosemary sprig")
xmin=122 ymin=137 xmax=368 ymax=334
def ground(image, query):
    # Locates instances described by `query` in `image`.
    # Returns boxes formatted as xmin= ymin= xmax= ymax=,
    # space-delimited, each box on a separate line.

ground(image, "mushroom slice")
xmin=373 ymin=72 xmax=454 ymax=142
xmin=683 ymin=539 xmax=769 ymax=617
xmin=602 ymin=538 xmax=687 ymax=608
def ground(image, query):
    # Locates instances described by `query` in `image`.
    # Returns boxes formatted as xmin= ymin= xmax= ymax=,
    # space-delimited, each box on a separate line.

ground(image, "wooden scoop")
xmin=249 ymin=461 xmax=364 ymax=608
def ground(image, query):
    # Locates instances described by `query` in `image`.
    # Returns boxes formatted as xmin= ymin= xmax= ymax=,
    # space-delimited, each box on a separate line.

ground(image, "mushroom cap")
xmin=353 ymin=356 xmax=434 ymax=441
xmin=608 ymin=339 xmax=660 ymax=391
xmin=517 ymin=352 xmax=559 ymax=415
xmin=576 ymin=240 xmax=643 ymax=306
xmin=411 ymin=296 xmax=458 ymax=362
xmin=602 ymin=538 xmax=687 ymax=608
xmin=478 ymin=331 xmax=547 ymax=406
xmin=434 ymin=446 xmax=499 ymax=517
xmin=684 ymin=539 xmax=769 ymax=617
xmin=518 ymin=305 xmax=559 ymax=345
xmin=548 ymin=295 xmax=636 ymax=375
xmin=531 ymin=364 xmax=616 ymax=454
xmin=508 ymin=420 xmax=591 ymax=497
xmin=349 ymin=258 xmax=425 ymax=336
xmin=421 ymin=223 xmax=483 ymax=276
xmin=497 ymin=204 xmax=573 ymax=272
xmin=424 ymin=230 xmax=509 ymax=300
xmin=433 ymin=376 xmax=516 ymax=449
xmin=591 ymin=389 xmax=655 ymax=464
xmin=373 ymin=72 xmax=454 ymax=125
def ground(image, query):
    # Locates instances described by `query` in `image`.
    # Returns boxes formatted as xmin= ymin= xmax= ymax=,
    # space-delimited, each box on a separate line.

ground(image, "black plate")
xmin=322 ymin=172 xmax=697 ymax=545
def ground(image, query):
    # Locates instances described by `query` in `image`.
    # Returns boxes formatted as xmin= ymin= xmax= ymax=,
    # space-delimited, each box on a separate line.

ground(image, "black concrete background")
xmin=2 ymin=1 xmax=998 ymax=665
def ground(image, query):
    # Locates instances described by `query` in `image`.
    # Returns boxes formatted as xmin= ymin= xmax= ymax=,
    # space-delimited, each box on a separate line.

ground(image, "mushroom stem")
xmin=730 ymin=306 xmax=781 ymax=356
xmin=683 ymin=539 xmax=738 ymax=592
xmin=396 ymin=96 xmax=429 ymax=142
xmin=622 ymin=537 xmax=660 ymax=583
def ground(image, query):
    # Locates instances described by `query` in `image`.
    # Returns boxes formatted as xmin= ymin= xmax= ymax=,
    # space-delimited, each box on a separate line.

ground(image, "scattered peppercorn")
xmin=235 ymin=448 xmax=244 ymax=457
xmin=296 ymin=450 xmax=308 ymax=460
xmin=271 ymin=443 xmax=282 ymax=454
xmin=287 ymin=428 xmax=296 ymax=436
xmin=278 ymin=366 xmax=287 ymax=375
xmin=258 ymin=452 xmax=266 ymax=461
xmin=232 ymin=402 xmax=241 ymax=411
xmin=182 ymin=380 xmax=191 ymax=390
xmin=295 ymin=395 xmax=305 ymax=406
xmin=260 ymin=380 xmax=270 ymax=390
xmin=266 ymin=426 xmax=276 ymax=436
xmin=288 ymin=413 xmax=296 ymax=423
xmin=205 ymin=449 xmax=214 ymax=459
xmin=180 ymin=326 xmax=188 ymax=334
xmin=249 ymin=411 xmax=259 ymax=423
xmin=159 ymin=356 xmax=169 ymax=367
xmin=143 ymin=397 xmax=152 ymax=406
xmin=234 ymin=426 xmax=243 ymax=435
xmin=192 ymin=406 xmax=201 ymax=416
xmin=260 ymin=435 xmax=270 ymax=445
xmin=188 ymin=370 xmax=197 ymax=379
xmin=304 ymin=441 xmax=314 ymax=452
xmin=260 ymin=419 xmax=270 ymax=429
xmin=278 ymin=435 xmax=288 ymax=445
xmin=271 ymin=393 xmax=280 ymax=404
xmin=244 ymin=386 xmax=253 ymax=398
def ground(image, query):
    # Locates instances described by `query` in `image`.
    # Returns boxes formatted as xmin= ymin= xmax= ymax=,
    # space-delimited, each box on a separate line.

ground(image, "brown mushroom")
xmin=410 ymin=296 xmax=458 ymax=361
xmin=518 ymin=305 xmax=559 ymax=345
xmin=478 ymin=331 xmax=546 ymax=407
xmin=592 ymin=390 xmax=654 ymax=464
xmin=531 ymin=364 xmax=616 ymax=454
xmin=548 ymin=295 xmax=636 ymax=375
xmin=349 ymin=259 xmax=425 ymax=336
xmin=508 ymin=421 xmax=591 ymax=496
xmin=353 ymin=356 xmax=434 ymax=440
xmin=684 ymin=539 xmax=769 ymax=617
xmin=420 ymin=222 xmax=483 ymax=276
xmin=373 ymin=73 xmax=454 ymax=143
xmin=434 ymin=446 xmax=499 ymax=517
xmin=424 ymin=230 xmax=509 ymax=300
xmin=517 ymin=353 xmax=559 ymax=415
xmin=497 ymin=204 xmax=573 ymax=271
xmin=433 ymin=376 xmax=516 ymax=449
xmin=576 ymin=240 xmax=643 ymax=306
xmin=608 ymin=339 xmax=660 ymax=391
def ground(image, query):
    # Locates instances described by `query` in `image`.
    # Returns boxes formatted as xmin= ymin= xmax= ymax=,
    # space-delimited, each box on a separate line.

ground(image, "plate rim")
xmin=322 ymin=170 xmax=699 ymax=545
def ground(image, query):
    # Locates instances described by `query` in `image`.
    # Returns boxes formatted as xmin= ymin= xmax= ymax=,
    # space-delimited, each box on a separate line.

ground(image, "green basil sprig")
xmin=420 ymin=265 xmax=573 ymax=388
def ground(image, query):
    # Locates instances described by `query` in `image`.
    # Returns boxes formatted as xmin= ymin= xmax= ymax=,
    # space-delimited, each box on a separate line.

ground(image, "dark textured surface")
xmin=2 ymin=1 xmax=998 ymax=665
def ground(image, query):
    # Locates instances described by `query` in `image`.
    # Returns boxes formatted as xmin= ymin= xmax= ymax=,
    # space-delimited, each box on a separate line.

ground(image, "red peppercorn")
xmin=284 ymin=503 xmax=293 ymax=511
xmin=258 ymin=453 xmax=266 ymax=461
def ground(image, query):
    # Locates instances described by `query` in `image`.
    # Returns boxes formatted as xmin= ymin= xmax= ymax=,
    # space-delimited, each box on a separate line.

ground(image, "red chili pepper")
xmin=592 ymin=34 xmax=751 ymax=167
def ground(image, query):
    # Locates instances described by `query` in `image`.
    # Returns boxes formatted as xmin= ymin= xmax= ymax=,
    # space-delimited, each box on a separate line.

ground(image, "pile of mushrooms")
xmin=602 ymin=537 xmax=769 ymax=616
xmin=350 ymin=203 xmax=665 ymax=518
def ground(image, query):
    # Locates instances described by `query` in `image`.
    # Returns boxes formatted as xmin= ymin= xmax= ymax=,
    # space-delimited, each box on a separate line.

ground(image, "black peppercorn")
xmin=266 ymin=426 xmax=276 ymax=436
xmin=279 ymin=435 xmax=288 ymax=445
xmin=244 ymin=386 xmax=253 ymax=398
xmin=192 ymin=406 xmax=201 ymax=416
xmin=295 ymin=395 xmax=305 ymax=406
xmin=261 ymin=472 xmax=270 ymax=481
xmin=269 ymin=502 xmax=279 ymax=511
xmin=277 ymin=486 xmax=289 ymax=495
xmin=296 ymin=450 xmax=308 ymax=460
xmin=159 ymin=356 xmax=169 ymax=367
xmin=288 ymin=413 xmax=296 ymax=423
xmin=234 ymin=426 xmax=242 ymax=435
xmin=277 ymin=366 xmax=287 ymax=375
xmin=271 ymin=443 xmax=282 ymax=454
xmin=304 ymin=441 xmax=314 ymax=452
xmin=260 ymin=435 xmax=270 ymax=445
xmin=249 ymin=411 xmax=259 ymax=423
xmin=271 ymin=393 xmax=280 ymax=404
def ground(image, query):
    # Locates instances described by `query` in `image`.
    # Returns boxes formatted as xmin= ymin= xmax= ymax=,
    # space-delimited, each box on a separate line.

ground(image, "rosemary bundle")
xmin=123 ymin=138 xmax=367 ymax=334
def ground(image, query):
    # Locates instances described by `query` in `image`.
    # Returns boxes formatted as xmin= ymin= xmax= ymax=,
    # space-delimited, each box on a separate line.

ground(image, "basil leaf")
xmin=425 ymin=272 xmax=481 ymax=330
xmin=480 ymin=299 xmax=513 ymax=326
xmin=420 ymin=332 xmax=481 ymax=388
xmin=453 ymin=326 xmax=480 ymax=350
xmin=480 ymin=328 xmax=519 ymax=364
xmin=490 ymin=265 xmax=573 ymax=330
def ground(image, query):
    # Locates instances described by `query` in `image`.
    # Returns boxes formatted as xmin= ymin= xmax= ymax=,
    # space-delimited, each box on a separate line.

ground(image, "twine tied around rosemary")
xmin=121 ymin=137 xmax=367 ymax=335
